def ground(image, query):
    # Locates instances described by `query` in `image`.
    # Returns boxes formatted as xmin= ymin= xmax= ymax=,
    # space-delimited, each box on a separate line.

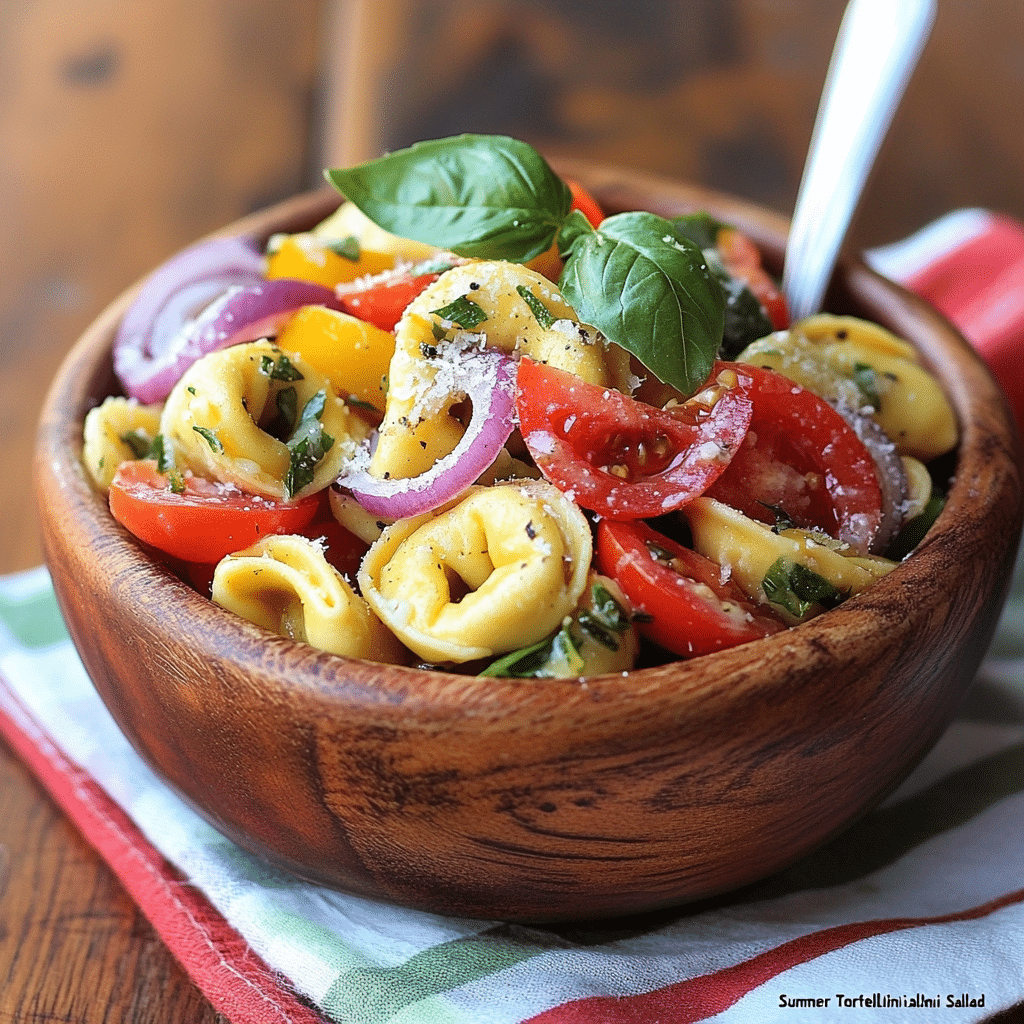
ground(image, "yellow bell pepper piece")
xmin=275 ymin=305 xmax=395 ymax=411
xmin=266 ymin=235 xmax=394 ymax=287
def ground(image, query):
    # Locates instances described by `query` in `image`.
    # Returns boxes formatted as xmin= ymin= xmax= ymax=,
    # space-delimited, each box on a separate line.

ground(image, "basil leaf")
xmin=478 ymin=624 xmax=584 ymax=678
xmin=325 ymin=235 xmax=361 ymax=260
xmin=887 ymin=491 xmax=945 ymax=561
xmin=762 ymin=557 xmax=845 ymax=618
xmin=559 ymin=211 xmax=725 ymax=397
xmin=576 ymin=581 xmax=630 ymax=652
xmin=325 ymin=134 xmax=572 ymax=262
xmin=149 ymin=433 xmax=174 ymax=475
xmin=192 ymin=425 xmax=224 ymax=454
xmin=430 ymin=295 xmax=488 ymax=330
xmin=284 ymin=390 xmax=335 ymax=499
xmin=853 ymin=361 xmax=882 ymax=411
xmin=119 ymin=429 xmax=152 ymax=460
xmin=669 ymin=212 xmax=725 ymax=251
xmin=515 ymin=285 xmax=556 ymax=329
xmin=259 ymin=352 xmax=303 ymax=382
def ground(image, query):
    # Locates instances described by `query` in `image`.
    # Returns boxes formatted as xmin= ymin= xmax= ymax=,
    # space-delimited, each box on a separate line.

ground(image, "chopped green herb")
xmin=345 ymin=395 xmax=379 ymax=412
xmin=259 ymin=352 xmax=304 ymax=382
xmin=167 ymin=469 xmax=186 ymax=494
xmin=276 ymin=386 xmax=298 ymax=436
xmin=516 ymin=285 xmax=556 ymax=329
xmin=852 ymin=361 xmax=882 ymax=410
xmin=119 ymin=429 xmax=152 ymax=460
xmin=762 ymin=557 xmax=845 ymax=618
xmin=149 ymin=433 xmax=174 ymax=474
xmin=192 ymin=425 xmax=224 ymax=454
xmin=186 ymin=385 xmax=197 ymax=395
xmin=325 ymin=235 xmax=360 ymax=261
xmin=284 ymin=390 xmax=335 ymax=499
xmin=887 ymin=491 xmax=945 ymax=560
xmin=644 ymin=539 xmax=677 ymax=564
xmin=478 ymin=623 xmax=584 ymax=678
xmin=758 ymin=502 xmax=796 ymax=533
xmin=430 ymin=295 xmax=488 ymax=331
xmin=576 ymin=581 xmax=630 ymax=651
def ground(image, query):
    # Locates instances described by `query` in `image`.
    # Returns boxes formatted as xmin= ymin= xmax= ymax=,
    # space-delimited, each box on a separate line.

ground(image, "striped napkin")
xmin=0 ymin=211 xmax=1021 ymax=1023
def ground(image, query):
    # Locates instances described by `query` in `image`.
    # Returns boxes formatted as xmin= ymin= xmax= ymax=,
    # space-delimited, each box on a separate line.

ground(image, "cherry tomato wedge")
xmin=337 ymin=270 xmax=441 ymax=332
xmin=516 ymin=358 xmax=754 ymax=519
xmin=717 ymin=226 xmax=789 ymax=330
xmin=108 ymin=459 xmax=321 ymax=563
xmin=596 ymin=519 xmax=785 ymax=657
xmin=706 ymin=362 xmax=884 ymax=552
xmin=298 ymin=515 xmax=369 ymax=580
xmin=566 ymin=179 xmax=605 ymax=228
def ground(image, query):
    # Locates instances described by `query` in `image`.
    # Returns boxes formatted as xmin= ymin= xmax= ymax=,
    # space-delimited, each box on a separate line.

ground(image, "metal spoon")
xmin=782 ymin=0 xmax=936 ymax=321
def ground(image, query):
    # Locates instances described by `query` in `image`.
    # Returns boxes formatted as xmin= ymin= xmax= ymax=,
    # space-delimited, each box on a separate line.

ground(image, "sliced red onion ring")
xmin=114 ymin=236 xmax=267 ymax=402
xmin=836 ymin=402 xmax=908 ymax=554
xmin=118 ymin=274 xmax=346 ymax=404
xmin=337 ymin=346 xmax=517 ymax=519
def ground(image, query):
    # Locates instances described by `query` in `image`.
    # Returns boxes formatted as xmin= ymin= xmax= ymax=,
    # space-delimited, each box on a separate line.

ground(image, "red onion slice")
xmin=118 ymin=275 xmax=346 ymax=404
xmin=837 ymin=403 xmax=909 ymax=554
xmin=114 ymin=236 xmax=266 ymax=402
xmin=337 ymin=345 xmax=517 ymax=518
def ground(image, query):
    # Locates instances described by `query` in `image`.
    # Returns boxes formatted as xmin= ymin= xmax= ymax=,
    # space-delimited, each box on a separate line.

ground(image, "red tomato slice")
xmin=566 ymin=179 xmax=605 ymax=228
xmin=337 ymin=271 xmax=441 ymax=331
xmin=717 ymin=226 xmax=789 ymax=330
xmin=707 ymin=362 xmax=884 ymax=552
xmin=108 ymin=459 xmax=321 ymax=563
xmin=596 ymin=519 xmax=785 ymax=657
xmin=298 ymin=515 xmax=369 ymax=580
xmin=516 ymin=358 xmax=754 ymax=519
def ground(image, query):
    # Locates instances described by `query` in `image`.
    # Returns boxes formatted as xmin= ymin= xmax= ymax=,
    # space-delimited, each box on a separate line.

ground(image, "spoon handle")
xmin=783 ymin=0 xmax=936 ymax=321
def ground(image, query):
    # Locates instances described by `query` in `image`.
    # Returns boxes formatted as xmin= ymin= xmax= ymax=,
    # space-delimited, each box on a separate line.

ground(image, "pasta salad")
xmin=83 ymin=134 xmax=957 ymax=677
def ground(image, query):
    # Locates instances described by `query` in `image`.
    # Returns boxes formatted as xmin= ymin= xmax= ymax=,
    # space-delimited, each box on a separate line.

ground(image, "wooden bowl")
xmin=35 ymin=164 xmax=1023 ymax=922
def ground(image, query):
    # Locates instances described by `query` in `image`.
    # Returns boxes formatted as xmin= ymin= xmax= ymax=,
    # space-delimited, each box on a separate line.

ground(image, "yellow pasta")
xmin=159 ymin=339 xmax=370 ymax=500
xmin=369 ymin=261 xmax=633 ymax=481
xmin=358 ymin=479 xmax=592 ymax=663
xmin=738 ymin=315 xmax=958 ymax=461
xmin=212 ymin=534 xmax=406 ymax=662
xmin=82 ymin=395 xmax=163 ymax=490
xmin=308 ymin=200 xmax=439 ymax=262
xmin=685 ymin=496 xmax=897 ymax=625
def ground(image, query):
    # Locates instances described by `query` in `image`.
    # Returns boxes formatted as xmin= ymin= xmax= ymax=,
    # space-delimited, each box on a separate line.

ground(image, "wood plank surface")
xmin=2 ymin=0 xmax=1023 ymax=1020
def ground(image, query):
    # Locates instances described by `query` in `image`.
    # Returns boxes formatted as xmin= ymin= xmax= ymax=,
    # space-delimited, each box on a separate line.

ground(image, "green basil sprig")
xmin=326 ymin=134 xmax=572 ymax=263
xmin=558 ymin=211 xmax=724 ymax=398
xmin=326 ymin=134 xmax=727 ymax=396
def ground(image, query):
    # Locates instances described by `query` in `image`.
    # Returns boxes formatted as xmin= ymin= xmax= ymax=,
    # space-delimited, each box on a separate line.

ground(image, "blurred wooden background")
xmin=4 ymin=0 xmax=1024 ymax=574
xmin=1 ymin=2 xmax=1023 ymax=1020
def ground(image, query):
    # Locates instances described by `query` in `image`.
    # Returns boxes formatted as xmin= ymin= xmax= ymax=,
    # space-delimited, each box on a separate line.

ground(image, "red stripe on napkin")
xmin=0 ymin=677 xmax=328 ymax=1024
xmin=526 ymin=888 xmax=1024 ymax=1024
xmin=869 ymin=210 xmax=1024 ymax=438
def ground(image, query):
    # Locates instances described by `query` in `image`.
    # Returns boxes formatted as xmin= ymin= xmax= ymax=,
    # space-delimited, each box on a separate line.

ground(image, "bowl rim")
xmin=35 ymin=163 xmax=1024 ymax=723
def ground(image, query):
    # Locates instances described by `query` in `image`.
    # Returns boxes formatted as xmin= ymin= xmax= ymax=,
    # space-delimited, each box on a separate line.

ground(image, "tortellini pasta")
xmin=685 ymin=496 xmax=897 ymax=625
xmin=738 ymin=315 xmax=958 ymax=462
xmin=82 ymin=395 xmax=163 ymax=490
xmin=369 ymin=260 xmax=633 ymax=481
xmin=308 ymin=200 xmax=439 ymax=262
xmin=160 ymin=339 xmax=370 ymax=500
xmin=212 ymin=534 xmax=405 ymax=662
xmin=358 ymin=479 xmax=592 ymax=664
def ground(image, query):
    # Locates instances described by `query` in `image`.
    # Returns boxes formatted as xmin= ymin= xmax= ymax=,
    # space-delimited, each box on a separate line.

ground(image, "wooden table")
xmin=3 ymin=1 xmax=1024 ymax=1019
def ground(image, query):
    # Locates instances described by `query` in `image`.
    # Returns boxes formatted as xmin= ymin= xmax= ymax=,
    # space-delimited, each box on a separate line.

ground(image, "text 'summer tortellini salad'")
xmin=84 ymin=134 xmax=958 ymax=677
